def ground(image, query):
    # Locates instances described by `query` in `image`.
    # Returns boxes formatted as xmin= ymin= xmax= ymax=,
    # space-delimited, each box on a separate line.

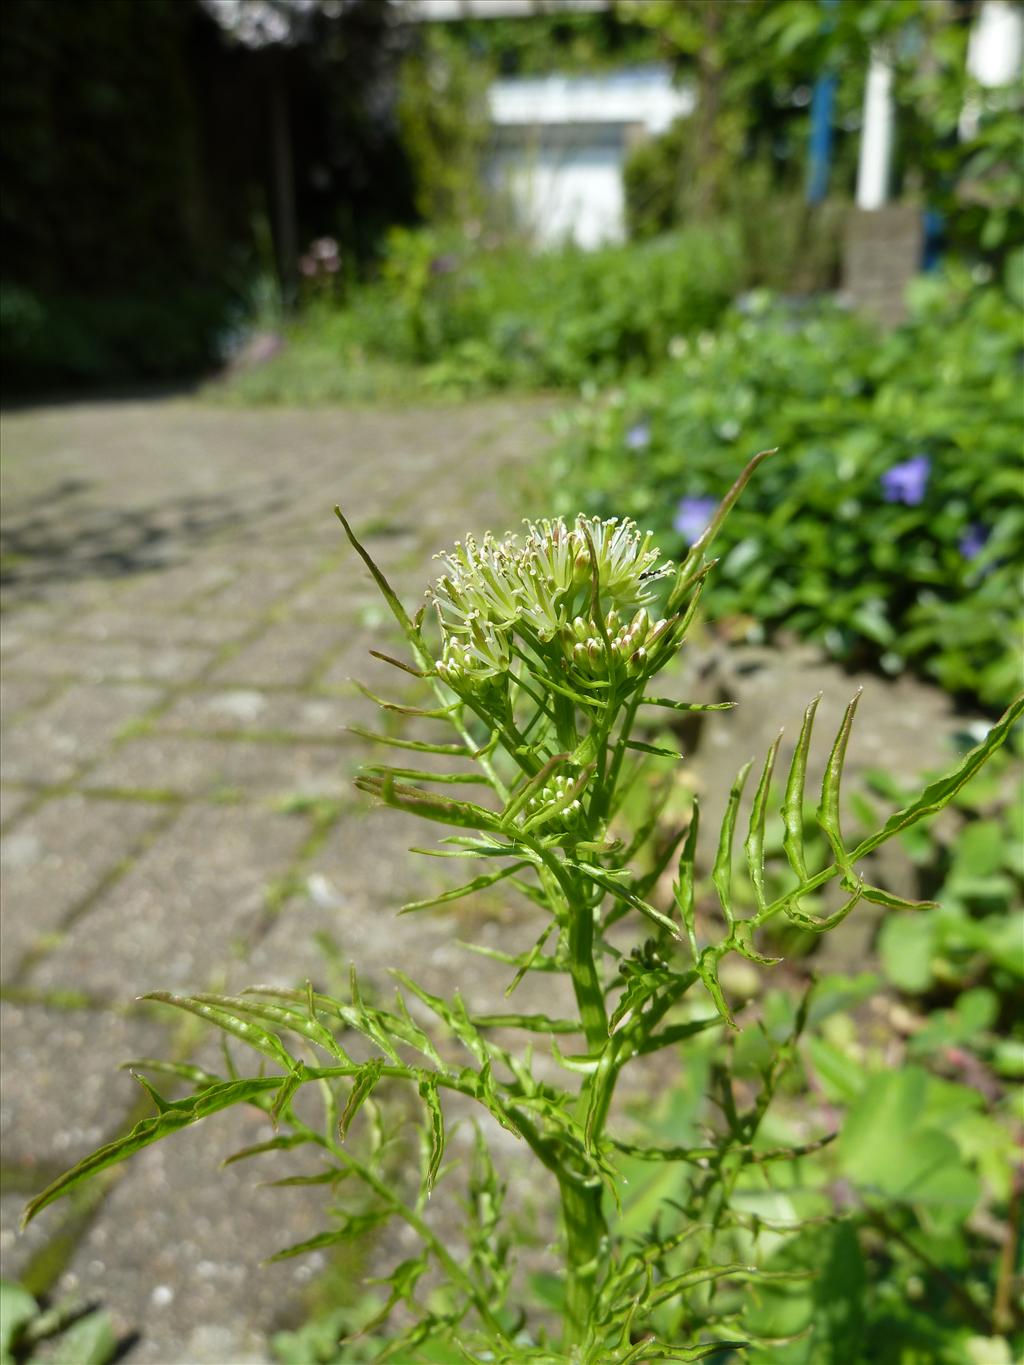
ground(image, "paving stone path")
xmin=0 ymin=396 xmax=562 ymax=1363
xmin=0 ymin=396 xmax=976 ymax=1363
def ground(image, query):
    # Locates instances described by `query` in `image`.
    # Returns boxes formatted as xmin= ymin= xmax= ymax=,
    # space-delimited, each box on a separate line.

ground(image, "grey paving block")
xmin=239 ymin=806 xmax=566 ymax=1018
xmin=0 ymin=1190 xmax=54 ymax=1286
xmin=0 ymin=606 xmax=73 ymax=660
xmin=107 ymin=560 xmax=238 ymax=613
xmin=0 ymin=682 xmax=163 ymax=785
xmin=154 ymin=687 xmax=351 ymax=740
xmin=54 ymin=1111 xmax=332 ymax=1365
xmin=276 ymin=573 xmax=377 ymax=620
xmin=82 ymin=734 xmax=357 ymax=803
xmin=0 ymin=786 xmax=34 ymax=828
xmin=206 ymin=620 xmax=346 ymax=689
xmin=687 ymin=642 xmax=969 ymax=838
xmin=0 ymin=796 xmax=164 ymax=978
xmin=313 ymin=624 xmax=416 ymax=697
xmin=0 ymin=674 xmax=60 ymax=724
xmin=0 ymin=1003 xmax=169 ymax=1165
xmin=30 ymin=805 xmax=308 ymax=998
xmin=0 ymin=394 xmax=570 ymax=1350
xmin=4 ymin=637 xmax=213 ymax=686
xmin=63 ymin=608 xmax=255 ymax=649
xmin=196 ymin=562 xmax=319 ymax=618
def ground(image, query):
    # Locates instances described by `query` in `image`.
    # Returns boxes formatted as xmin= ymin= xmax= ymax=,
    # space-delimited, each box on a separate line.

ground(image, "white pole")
xmin=960 ymin=0 xmax=1024 ymax=139
xmin=856 ymin=48 xmax=895 ymax=211
xmin=968 ymin=0 xmax=1024 ymax=86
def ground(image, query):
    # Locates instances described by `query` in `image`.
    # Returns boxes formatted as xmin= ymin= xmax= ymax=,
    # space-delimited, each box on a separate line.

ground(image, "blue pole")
xmin=806 ymin=0 xmax=838 ymax=205
xmin=807 ymin=72 xmax=836 ymax=203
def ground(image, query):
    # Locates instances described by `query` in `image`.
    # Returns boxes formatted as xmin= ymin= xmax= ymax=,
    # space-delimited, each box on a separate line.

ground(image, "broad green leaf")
xmin=802 ymin=1036 xmax=865 ymax=1104
xmin=838 ymin=1068 xmax=981 ymax=1210
xmin=1 ymin=1280 xmax=37 ymax=1357
xmin=878 ymin=912 xmax=936 ymax=992
xmin=44 ymin=1309 xmax=117 ymax=1365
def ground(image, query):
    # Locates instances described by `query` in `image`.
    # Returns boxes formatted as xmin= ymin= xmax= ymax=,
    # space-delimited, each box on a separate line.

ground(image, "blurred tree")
xmin=0 ymin=0 xmax=415 ymax=387
xmin=621 ymin=0 xmax=1022 ymax=264
xmin=397 ymin=25 xmax=491 ymax=228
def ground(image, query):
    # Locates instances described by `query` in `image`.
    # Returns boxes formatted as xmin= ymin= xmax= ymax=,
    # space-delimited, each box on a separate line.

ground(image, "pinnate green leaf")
xmin=23 ymin=1075 xmax=282 ymax=1226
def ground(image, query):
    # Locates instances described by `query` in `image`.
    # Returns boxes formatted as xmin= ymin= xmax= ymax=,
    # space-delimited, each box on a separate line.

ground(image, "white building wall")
xmin=486 ymin=67 xmax=693 ymax=249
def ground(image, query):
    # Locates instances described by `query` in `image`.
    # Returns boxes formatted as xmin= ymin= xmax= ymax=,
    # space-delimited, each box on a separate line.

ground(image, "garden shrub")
xmin=219 ymin=223 xmax=745 ymax=403
xmin=547 ymin=265 xmax=1024 ymax=709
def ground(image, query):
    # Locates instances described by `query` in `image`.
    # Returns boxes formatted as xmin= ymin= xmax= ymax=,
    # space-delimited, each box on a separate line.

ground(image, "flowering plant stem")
xmin=23 ymin=453 xmax=1023 ymax=1362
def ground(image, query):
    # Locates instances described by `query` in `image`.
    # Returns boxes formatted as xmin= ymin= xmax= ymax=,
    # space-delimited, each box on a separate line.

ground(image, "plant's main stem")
xmin=559 ymin=1173 xmax=605 ymax=1351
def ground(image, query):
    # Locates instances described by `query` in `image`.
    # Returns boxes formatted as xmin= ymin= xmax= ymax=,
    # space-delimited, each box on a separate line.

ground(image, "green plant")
xmin=548 ymin=267 xmax=1024 ymax=709
xmin=0 ymin=1280 xmax=116 ymax=1365
xmin=866 ymin=739 xmax=1023 ymax=1034
xmin=22 ymin=454 xmax=1022 ymax=1359
xmin=397 ymin=27 xmax=491 ymax=229
xmin=217 ymin=224 xmax=745 ymax=403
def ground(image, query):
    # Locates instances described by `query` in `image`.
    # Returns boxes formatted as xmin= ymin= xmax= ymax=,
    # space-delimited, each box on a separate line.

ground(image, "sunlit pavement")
xmin=0 ymin=394 xmax=557 ymax=1363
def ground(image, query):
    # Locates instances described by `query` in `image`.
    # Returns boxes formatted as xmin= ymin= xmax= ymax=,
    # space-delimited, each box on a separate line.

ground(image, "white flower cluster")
xmin=524 ymin=773 xmax=585 ymax=830
xmin=430 ymin=516 xmax=672 ymax=691
xmin=561 ymin=608 xmax=674 ymax=680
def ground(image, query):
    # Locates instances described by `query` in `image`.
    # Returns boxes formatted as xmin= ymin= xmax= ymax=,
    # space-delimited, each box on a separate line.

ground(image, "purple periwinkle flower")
xmin=430 ymin=253 xmax=458 ymax=277
xmin=881 ymin=454 xmax=931 ymax=506
xmin=959 ymin=523 xmax=989 ymax=560
xmin=673 ymin=495 xmax=717 ymax=545
xmin=626 ymin=421 xmax=651 ymax=451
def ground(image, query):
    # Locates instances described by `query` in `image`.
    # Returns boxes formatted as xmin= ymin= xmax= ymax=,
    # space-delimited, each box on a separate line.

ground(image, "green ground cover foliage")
xmin=546 ymin=264 xmax=1024 ymax=711
xmin=220 ymin=223 xmax=744 ymax=404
